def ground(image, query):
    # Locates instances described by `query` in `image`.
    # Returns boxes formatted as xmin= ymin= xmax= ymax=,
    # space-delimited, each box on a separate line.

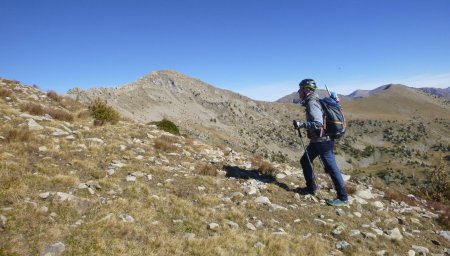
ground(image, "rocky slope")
xmin=1 ymin=78 xmax=450 ymax=255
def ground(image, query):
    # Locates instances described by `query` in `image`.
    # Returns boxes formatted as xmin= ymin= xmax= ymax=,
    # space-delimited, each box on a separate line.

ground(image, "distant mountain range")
xmin=276 ymin=84 xmax=450 ymax=103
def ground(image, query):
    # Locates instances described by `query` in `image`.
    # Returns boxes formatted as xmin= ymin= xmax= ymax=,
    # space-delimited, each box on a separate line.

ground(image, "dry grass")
xmin=196 ymin=163 xmax=217 ymax=176
xmin=21 ymin=102 xmax=45 ymax=115
xmin=47 ymin=90 xmax=62 ymax=102
xmin=345 ymin=182 xmax=357 ymax=195
xmin=0 ymin=87 xmax=12 ymax=98
xmin=5 ymin=128 xmax=33 ymax=143
xmin=46 ymin=107 xmax=74 ymax=122
xmin=154 ymin=135 xmax=179 ymax=152
xmin=20 ymin=102 xmax=74 ymax=121
xmin=251 ymin=156 xmax=276 ymax=176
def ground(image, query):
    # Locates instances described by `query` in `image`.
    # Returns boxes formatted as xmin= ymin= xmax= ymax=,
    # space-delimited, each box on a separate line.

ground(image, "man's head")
xmin=298 ymin=79 xmax=317 ymax=101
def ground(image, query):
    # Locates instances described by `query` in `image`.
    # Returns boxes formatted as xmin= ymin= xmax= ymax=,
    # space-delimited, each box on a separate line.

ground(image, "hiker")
xmin=293 ymin=79 xmax=348 ymax=206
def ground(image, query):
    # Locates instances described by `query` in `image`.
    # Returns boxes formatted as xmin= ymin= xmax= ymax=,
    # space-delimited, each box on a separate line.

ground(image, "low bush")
xmin=46 ymin=108 xmax=74 ymax=122
xmin=5 ymin=128 xmax=32 ymax=143
xmin=0 ymin=88 xmax=12 ymax=98
xmin=196 ymin=163 xmax=218 ymax=176
xmin=88 ymin=98 xmax=120 ymax=125
xmin=251 ymin=156 xmax=276 ymax=176
xmin=21 ymin=103 xmax=45 ymax=116
xmin=154 ymin=135 xmax=178 ymax=152
xmin=151 ymin=118 xmax=180 ymax=135
xmin=47 ymin=91 xmax=62 ymax=102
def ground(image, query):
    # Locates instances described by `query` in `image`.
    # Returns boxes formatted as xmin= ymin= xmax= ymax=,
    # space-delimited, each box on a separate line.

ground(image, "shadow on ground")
xmin=223 ymin=165 xmax=292 ymax=192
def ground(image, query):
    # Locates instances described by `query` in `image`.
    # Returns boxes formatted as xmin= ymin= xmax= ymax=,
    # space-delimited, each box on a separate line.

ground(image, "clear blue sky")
xmin=1 ymin=0 xmax=450 ymax=101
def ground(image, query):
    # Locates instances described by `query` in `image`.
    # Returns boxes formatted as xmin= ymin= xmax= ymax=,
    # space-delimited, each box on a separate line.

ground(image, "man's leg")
xmin=319 ymin=141 xmax=348 ymax=201
xmin=300 ymin=143 xmax=320 ymax=193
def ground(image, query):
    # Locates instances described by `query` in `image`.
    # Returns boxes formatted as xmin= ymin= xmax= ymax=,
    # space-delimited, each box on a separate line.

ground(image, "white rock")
xmin=376 ymin=250 xmax=387 ymax=256
xmin=372 ymin=201 xmax=384 ymax=209
xmin=41 ymin=242 xmax=65 ymax=256
xmin=355 ymin=189 xmax=374 ymax=200
xmin=254 ymin=242 xmax=265 ymax=249
xmin=385 ymin=227 xmax=403 ymax=241
xmin=353 ymin=212 xmax=362 ymax=218
xmin=407 ymin=250 xmax=415 ymax=256
xmin=38 ymin=146 xmax=48 ymax=152
xmin=342 ymin=174 xmax=351 ymax=182
xmin=254 ymin=196 xmax=271 ymax=205
xmin=246 ymin=222 xmax=256 ymax=231
xmin=336 ymin=240 xmax=351 ymax=250
xmin=65 ymin=135 xmax=75 ymax=140
xmin=350 ymin=230 xmax=361 ymax=236
xmin=271 ymin=204 xmax=288 ymax=211
xmin=87 ymin=138 xmax=104 ymax=144
xmin=276 ymin=173 xmax=286 ymax=179
xmin=28 ymin=119 xmax=43 ymax=130
xmin=412 ymin=245 xmax=429 ymax=255
xmin=55 ymin=192 xmax=81 ymax=202
xmin=126 ymin=175 xmax=136 ymax=182
xmin=207 ymin=223 xmax=219 ymax=230
xmin=183 ymin=233 xmax=196 ymax=240
xmin=226 ymin=220 xmax=239 ymax=229
xmin=52 ymin=129 xmax=69 ymax=137
xmin=120 ymin=213 xmax=134 ymax=222
xmin=440 ymin=231 xmax=450 ymax=241
xmin=39 ymin=192 xmax=50 ymax=199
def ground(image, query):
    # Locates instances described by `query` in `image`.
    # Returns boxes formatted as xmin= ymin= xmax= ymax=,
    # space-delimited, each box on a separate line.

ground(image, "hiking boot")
xmin=295 ymin=187 xmax=316 ymax=196
xmin=326 ymin=198 xmax=348 ymax=206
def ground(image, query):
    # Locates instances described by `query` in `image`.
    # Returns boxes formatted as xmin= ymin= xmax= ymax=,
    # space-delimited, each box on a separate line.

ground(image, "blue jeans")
xmin=300 ymin=140 xmax=348 ymax=201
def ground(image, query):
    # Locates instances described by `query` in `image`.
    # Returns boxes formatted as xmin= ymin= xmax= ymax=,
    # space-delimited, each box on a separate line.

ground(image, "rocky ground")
xmin=1 ymin=79 xmax=450 ymax=255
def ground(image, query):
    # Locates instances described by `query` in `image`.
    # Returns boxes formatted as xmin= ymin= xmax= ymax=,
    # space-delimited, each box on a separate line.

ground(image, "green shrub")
xmin=88 ymin=98 xmax=120 ymax=125
xmin=152 ymin=118 xmax=180 ymax=135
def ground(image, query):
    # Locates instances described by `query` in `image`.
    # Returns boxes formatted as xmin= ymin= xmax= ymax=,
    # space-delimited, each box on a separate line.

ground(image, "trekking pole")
xmin=296 ymin=128 xmax=319 ymax=192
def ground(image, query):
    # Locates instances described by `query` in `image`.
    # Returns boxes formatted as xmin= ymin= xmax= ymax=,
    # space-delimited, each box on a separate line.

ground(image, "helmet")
xmin=299 ymin=79 xmax=317 ymax=91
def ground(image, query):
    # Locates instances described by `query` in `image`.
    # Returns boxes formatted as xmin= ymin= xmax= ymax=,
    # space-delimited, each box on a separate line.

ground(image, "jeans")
xmin=300 ymin=140 xmax=348 ymax=201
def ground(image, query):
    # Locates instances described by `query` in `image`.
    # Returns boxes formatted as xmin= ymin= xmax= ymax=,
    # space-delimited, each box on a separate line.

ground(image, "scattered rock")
xmin=355 ymin=189 xmax=374 ymax=200
xmin=385 ymin=227 xmax=403 ymax=241
xmin=38 ymin=146 xmax=48 ymax=152
xmin=183 ymin=233 xmax=196 ymax=240
xmin=28 ymin=119 xmax=43 ymax=130
xmin=226 ymin=220 xmax=239 ymax=229
xmin=39 ymin=192 xmax=51 ymax=199
xmin=246 ymin=222 xmax=256 ymax=231
xmin=41 ymin=242 xmax=65 ymax=256
xmin=350 ymin=230 xmax=361 ymax=236
xmin=407 ymin=250 xmax=415 ymax=256
xmin=254 ymin=196 xmax=271 ymax=205
xmin=440 ymin=231 xmax=450 ymax=241
xmin=354 ymin=212 xmax=362 ymax=218
xmin=87 ymin=138 xmax=104 ymax=144
xmin=120 ymin=213 xmax=134 ymax=222
xmin=376 ymin=250 xmax=387 ymax=256
xmin=336 ymin=208 xmax=346 ymax=216
xmin=372 ymin=201 xmax=384 ymax=209
xmin=126 ymin=175 xmax=136 ymax=182
xmin=411 ymin=245 xmax=429 ymax=255
xmin=336 ymin=240 xmax=351 ymax=250
xmin=254 ymin=241 xmax=265 ymax=249
xmin=207 ymin=223 xmax=219 ymax=231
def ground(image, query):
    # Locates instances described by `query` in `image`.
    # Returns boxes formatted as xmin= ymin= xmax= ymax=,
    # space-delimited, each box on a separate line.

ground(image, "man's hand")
xmin=293 ymin=120 xmax=305 ymax=130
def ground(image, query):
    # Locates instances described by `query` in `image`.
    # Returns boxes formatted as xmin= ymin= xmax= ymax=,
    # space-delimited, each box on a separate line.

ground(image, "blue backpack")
xmin=319 ymin=97 xmax=346 ymax=139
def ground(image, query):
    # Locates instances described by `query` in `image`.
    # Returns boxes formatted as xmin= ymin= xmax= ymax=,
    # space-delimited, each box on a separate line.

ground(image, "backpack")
xmin=319 ymin=97 xmax=346 ymax=139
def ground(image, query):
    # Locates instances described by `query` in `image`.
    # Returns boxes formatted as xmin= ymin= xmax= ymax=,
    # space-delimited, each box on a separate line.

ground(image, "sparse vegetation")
xmin=20 ymin=102 xmax=74 ymax=121
xmin=88 ymin=98 xmax=120 ymax=125
xmin=154 ymin=135 xmax=178 ymax=152
xmin=0 ymin=88 xmax=12 ymax=98
xmin=47 ymin=90 xmax=62 ymax=102
xmin=196 ymin=163 xmax=217 ymax=176
xmin=251 ymin=156 xmax=276 ymax=176
xmin=5 ymin=128 xmax=32 ymax=142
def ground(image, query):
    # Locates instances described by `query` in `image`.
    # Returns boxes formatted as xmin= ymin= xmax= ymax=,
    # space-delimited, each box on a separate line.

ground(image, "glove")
xmin=293 ymin=120 xmax=305 ymax=129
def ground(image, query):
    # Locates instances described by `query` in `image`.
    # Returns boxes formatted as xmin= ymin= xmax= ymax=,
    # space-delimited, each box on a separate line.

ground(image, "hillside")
xmin=2 ymin=78 xmax=450 ymax=255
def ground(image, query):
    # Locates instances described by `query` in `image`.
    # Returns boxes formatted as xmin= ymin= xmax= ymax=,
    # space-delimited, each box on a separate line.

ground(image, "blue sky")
xmin=1 ymin=0 xmax=449 ymax=101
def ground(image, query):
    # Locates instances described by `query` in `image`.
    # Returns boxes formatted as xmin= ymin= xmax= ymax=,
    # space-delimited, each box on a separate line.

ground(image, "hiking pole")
xmin=296 ymin=128 xmax=319 ymax=192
